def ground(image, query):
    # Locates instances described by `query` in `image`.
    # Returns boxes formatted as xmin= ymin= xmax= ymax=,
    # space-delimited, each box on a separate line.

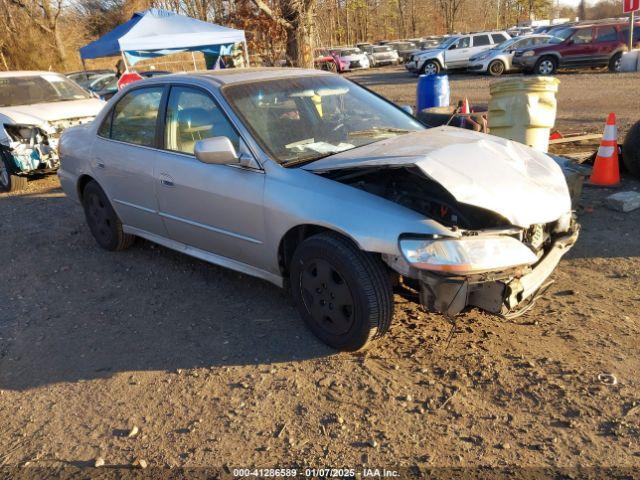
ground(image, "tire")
xmin=420 ymin=60 xmax=440 ymax=75
xmin=82 ymin=180 xmax=135 ymax=251
xmin=488 ymin=60 xmax=506 ymax=76
xmin=290 ymin=232 xmax=393 ymax=351
xmin=623 ymin=120 xmax=640 ymax=178
xmin=0 ymin=151 xmax=27 ymax=192
xmin=608 ymin=52 xmax=622 ymax=72
xmin=535 ymin=56 xmax=557 ymax=75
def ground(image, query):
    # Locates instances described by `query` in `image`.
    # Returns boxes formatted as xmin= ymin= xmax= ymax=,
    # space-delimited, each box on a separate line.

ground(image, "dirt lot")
xmin=1 ymin=68 xmax=640 ymax=477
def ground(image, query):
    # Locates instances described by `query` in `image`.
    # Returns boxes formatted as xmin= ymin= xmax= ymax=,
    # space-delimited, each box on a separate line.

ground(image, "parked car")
xmin=314 ymin=48 xmax=339 ymax=72
xmin=58 ymin=68 xmax=579 ymax=351
xmin=0 ymin=71 xmax=104 ymax=192
xmin=329 ymin=47 xmax=370 ymax=71
xmin=66 ymin=69 xmax=113 ymax=89
xmin=406 ymin=31 xmax=511 ymax=75
xmin=513 ymin=21 xmax=640 ymax=75
xmin=468 ymin=34 xmax=552 ymax=75
xmin=532 ymin=24 xmax=570 ymax=35
xmin=387 ymin=41 xmax=418 ymax=62
xmin=87 ymin=73 xmax=119 ymax=100
xmin=362 ymin=45 xmax=400 ymax=67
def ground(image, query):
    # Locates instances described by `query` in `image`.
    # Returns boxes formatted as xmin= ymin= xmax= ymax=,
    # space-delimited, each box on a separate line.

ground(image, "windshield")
xmin=339 ymin=49 xmax=361 ymax=56
xmin=373 ymin=46 xmax=393 ymax=52
xmin=492 ymin=37 xmax=519 ymax=50
xmin=0 ymin=74 xmax=90 ymax=107
xmin=68 ymin=71 xmax=110 ymax=88
xmin=90 ymin=75 xmax=117 ymax=92
xmin=439 ymin=36 xmax=460 ymax=49
xmin=223 ymin=75 xmax=424 ymax=166
xmin=548 ymin=27 xmax=574 ymax=44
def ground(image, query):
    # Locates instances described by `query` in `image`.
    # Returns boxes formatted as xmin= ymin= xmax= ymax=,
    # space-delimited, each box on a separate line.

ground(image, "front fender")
xmin=261 ymin=166 xmax=458 ymax=273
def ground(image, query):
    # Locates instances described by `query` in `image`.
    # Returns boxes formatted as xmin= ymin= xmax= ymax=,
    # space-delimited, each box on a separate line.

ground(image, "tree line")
xmin=0 ymin=0 xmax=624 ymax=72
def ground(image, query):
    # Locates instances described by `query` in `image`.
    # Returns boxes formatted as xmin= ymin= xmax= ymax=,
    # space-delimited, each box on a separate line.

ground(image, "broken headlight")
xmin=400 ymin=236 xmax=538 ymax=275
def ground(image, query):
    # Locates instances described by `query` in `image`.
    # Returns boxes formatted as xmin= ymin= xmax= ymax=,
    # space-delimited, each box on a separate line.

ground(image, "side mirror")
xmin=449 ymin=44 xmax=457 ymax=50
xmin=400 ymin=105 xmax=414 ymax=116
xmin=194 ymin=137 xmax=239 ymax=165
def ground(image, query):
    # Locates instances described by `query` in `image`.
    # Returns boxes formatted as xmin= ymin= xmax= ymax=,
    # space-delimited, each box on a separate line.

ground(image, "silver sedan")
xmin=58 ymin=68 xmax=579 ymax=351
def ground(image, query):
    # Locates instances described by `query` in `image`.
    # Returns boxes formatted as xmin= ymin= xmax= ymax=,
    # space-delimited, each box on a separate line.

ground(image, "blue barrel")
xmin=416 ymin=74 xmax=450 ymax=112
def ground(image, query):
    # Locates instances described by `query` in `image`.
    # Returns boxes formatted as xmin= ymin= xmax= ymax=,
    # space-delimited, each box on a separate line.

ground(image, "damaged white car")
xmin=58 ymin=69 xmax=579 ymax=351
xmin=0 ymin=71 xmax=104 ymax=191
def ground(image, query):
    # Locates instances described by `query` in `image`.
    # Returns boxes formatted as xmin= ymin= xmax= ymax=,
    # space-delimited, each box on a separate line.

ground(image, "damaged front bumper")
xmin=415 ymin=224 xmax=580 ymax=317
xmin=1 ymin=124 xmax=59 ymax=176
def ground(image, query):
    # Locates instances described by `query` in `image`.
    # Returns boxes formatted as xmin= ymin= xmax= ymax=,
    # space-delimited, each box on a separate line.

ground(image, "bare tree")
xmin=435 ymin=0 xmax=466 ymax=33
xmin=251 ymin=0 xmax=316 ymax=67
xmin=6 ymin=0 xmax=68 ymax=65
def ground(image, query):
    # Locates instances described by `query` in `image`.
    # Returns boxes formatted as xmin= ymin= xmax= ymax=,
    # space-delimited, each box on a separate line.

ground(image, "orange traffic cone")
xmin=589 ymin=113 xmax=620 ymax=186
xmin=461 ymin=97 xmax=471 ymax=114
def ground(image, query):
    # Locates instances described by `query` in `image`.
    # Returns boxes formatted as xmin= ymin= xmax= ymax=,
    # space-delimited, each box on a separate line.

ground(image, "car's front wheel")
xmin=420 ymin=60 xmax=440 ymax=75
xmin=82 ymin=180 xmax=135 ymax=251
xmin=488 ymin=60 xmax=506 ymax=76
xmin=535 ymin=56 xmax=557 ymax=75
xmin=290 ymin=232 xmax=393 ymax=351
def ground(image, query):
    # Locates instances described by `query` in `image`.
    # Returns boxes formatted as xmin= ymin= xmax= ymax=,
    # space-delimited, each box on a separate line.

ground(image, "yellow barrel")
xmin=488 ymin=76 xmax=560 ymax=152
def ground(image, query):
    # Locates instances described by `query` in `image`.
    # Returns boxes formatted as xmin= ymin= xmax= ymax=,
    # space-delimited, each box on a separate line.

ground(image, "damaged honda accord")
xmin=58 ymin=68 xmax=579 ymax=351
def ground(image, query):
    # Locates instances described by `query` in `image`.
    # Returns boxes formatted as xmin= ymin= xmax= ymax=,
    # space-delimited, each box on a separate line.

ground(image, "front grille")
xmin=350 ymin=60 xmax=361 ymax=68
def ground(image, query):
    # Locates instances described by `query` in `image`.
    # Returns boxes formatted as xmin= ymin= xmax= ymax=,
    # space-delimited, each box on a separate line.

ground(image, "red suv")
xmin=513 ymin=21 xmax=640 ymax=75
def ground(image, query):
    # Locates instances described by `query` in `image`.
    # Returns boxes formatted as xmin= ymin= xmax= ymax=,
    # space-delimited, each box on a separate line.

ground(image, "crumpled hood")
xmin=303 ymin=127 xmax=572 ymax=228
xmin=0 ymin=98 xmax=105 ymax=126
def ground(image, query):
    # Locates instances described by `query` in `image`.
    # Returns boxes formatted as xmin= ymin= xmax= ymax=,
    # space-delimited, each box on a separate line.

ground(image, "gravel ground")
xmin=0 ymin=68 xmax=639 ymax=477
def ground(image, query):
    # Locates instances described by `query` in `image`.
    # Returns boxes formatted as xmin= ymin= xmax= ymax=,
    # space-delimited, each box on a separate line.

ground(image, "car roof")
xmin=142 ymin=68 xmax=331 ymax=87
xmin=0 ymin=70 xmax=66 ymax=78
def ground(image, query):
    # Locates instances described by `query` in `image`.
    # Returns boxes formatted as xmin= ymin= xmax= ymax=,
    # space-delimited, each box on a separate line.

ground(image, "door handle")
xmin=159 ymin=173 xmax=175 ymax=187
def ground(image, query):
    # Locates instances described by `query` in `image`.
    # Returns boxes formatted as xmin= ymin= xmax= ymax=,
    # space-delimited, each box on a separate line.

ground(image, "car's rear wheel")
xmin=420 ymin=60 xmax=440 ymax=75
xmin=290 ymin=232 xmax=393 ymax=351
xmin=608 ymin=52 xmax=622 ymax=72
xmin=0 ymin=153 xmax=27 ymax=192
xmin=488 ymin=60 xmax=506 ymax=76
xmin=82 ymin=180 xmax=135 ymax=251
xmin=535 ymin=56 xmax=557 ymax=75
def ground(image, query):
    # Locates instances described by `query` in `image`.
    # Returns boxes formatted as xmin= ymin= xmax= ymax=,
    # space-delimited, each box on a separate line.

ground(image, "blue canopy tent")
xmin=79 ymin=9 xmax=248 ymax=68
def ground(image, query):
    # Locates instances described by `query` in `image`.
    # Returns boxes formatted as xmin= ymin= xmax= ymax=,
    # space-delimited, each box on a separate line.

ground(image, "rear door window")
xmin=492 ymin=33 xmax=509 ymax=44
xmin=473 ymin=35 xmax=491 ymax=47
xmin=596 ymin=27 xmax=618 ymax=42
xmin=109 ymin=87 xmax=164 ymax=147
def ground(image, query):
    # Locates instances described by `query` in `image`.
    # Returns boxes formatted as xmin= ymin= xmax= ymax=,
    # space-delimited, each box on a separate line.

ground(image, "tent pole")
xmin=121 ymin=51 xmax=130 ymax=71
xmin=242 ymin=41 xmax=250 ymax=67
xmin=81 ymin=58 xmax=89 ymax=82
xmin=191 ymin=51 xmax=198 ymax=71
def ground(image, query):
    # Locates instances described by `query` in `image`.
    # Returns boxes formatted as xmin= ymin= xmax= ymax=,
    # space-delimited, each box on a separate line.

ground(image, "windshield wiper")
xmin=282 ymin=152 xmax=337 ymax=168
xmin=348 ymin=126 xmax=412 ymax=137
